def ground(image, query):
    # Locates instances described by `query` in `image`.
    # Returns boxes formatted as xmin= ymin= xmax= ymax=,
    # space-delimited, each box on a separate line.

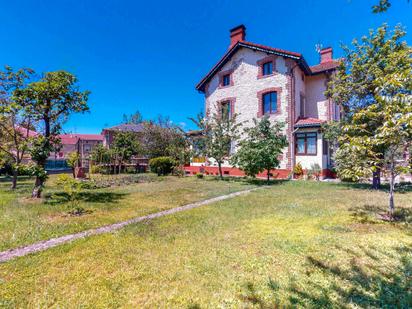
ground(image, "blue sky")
xmin=1 ymin=0 xmax=411 ymax=133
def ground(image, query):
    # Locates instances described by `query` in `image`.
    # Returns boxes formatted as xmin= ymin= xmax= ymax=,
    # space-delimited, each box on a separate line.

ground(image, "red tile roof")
xmin=58 ymin=134 xmax=104 ymax=145
xmin=196 ymin=41 xmax=340 ymax=92
xmin=310 ymin=60 xmax=341 ymax=74
xmin=16 ymin=126 xmax=38 ymax=138
xmin=294 ymin=117 xmax=325 ymax=128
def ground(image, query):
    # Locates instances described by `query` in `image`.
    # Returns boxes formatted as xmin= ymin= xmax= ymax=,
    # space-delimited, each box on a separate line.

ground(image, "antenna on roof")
xmin=315 ymin=43 xmax=323 ymax=54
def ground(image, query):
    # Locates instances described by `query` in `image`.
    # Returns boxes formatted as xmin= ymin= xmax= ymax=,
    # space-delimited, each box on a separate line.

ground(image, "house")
xmin=101 ymin=123 xmax=144 ymax=148
xmin=46 ymin=134 xmax=104 ymax=170
xmin=186 ymin=25 xmax=341 ymax=179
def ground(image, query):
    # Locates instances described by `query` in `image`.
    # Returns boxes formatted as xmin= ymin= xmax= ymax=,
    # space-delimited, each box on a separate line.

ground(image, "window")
xmin=262 ymin=91 xmax=277 ymax=114
xmin=262 ymin=62 xmax=273 ymax=76
xmin=220 ymin=101 xmax=231 ymax=120
xmin=222 ymin=74 xmax=231 ymax=86
xmin=299 ymin=94 xmax=305 ymax=118
xmin=296 ymin=132 xmax=317 ymax=155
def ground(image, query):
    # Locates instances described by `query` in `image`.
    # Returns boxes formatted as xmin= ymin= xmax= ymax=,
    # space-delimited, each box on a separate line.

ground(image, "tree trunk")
xmin=372 ymin=168 xmax=381 ymax=190
xmin=32 ymin=176 xmax=43 ymax=198
xmin=218 ymin=161 xmax=223 ymax=180
xmin=72 ymin=168 xmax=76 ymax=178
xmin=11 ymin=169 xmax=18 ymax=190
xmin=389 ymin=168 xmax=395 ymax=217
xmin=267 ymin=169 xmax=270 ymax=183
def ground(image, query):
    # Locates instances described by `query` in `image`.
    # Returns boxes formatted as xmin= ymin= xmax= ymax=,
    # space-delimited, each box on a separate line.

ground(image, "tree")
xmin=372 ymin=0 xmax=410 ymax=13
xmin=190 ymin=106 xmax=242 ymax=179
xmin=15 ymin=71 xmax=90 ymax=198
xmin=142 ymin=115 xmax=187 ymax=160
xmin=67 ymin=152 xmax=80 ymax=178
xmin=112 ymin=131 xmax=140 ymax=174
xmin=0 ymin=66 xmax=35 ymax=189
xmin=122 ymin=110 xmax=143 ymax=124
xmin=231 ymin=116 xmax=287 ymax=182
xmin=330 ymin=25 xmax=412 ymax=215
xmin=325 ymin=24 xmax=409 ymax=189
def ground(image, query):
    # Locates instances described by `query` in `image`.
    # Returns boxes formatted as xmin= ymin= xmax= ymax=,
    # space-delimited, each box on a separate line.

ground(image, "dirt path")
xmin=0 ymin=187 xmax=260 ymax=263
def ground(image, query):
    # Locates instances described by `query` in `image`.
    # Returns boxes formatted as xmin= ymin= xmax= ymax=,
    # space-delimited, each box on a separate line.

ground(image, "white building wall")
xmin=205 ymin=48 xmax=290 ymax=169
xmin=305 ymin=74 xmax=329 ymax=121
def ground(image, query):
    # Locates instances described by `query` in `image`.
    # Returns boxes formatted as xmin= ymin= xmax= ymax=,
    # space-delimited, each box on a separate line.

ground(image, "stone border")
xmin=0 ymin=187 xmax=260 ymax=263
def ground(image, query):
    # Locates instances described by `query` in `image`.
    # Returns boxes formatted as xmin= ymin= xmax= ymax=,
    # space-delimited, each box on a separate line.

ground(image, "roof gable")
xmin=196 ymin=41 xmax=339 ymax=92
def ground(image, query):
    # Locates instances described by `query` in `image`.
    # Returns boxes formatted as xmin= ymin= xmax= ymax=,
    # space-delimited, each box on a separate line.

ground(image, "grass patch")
xmin=0 ymin=174 xmax=255 ymax=251
xmin=0 ymin=180 xmax=411 ymax=307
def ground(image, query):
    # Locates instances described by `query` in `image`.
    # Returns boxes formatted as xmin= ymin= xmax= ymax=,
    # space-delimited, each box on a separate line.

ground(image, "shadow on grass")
xmin=240 ymin=245 xmax=412 ymax=308
xmin=349 ymin=203 xmax=412 ymax=224
xmin=337 ymin=181 xmax=412 ymax=194
xmin=206 ymin=176 xmax=288 ymax=187
xmin=45 ymin=191 xmax=128 ymax=205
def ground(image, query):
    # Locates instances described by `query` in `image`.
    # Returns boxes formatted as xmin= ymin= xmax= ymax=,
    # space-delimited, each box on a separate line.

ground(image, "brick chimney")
xmin=320 ymin=47 xmax=333 ymax=63
xmin=229 ymin=25 xmax=246 ymax=49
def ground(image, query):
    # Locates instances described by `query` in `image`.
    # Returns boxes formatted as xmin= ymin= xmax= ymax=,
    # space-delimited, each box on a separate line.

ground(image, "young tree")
xmin=231 ymin=116 xmax=287 ymax=182
xmin=112 ymin=131 xmax=140 ymax=174
xmin=15 ymin=71 xmax=90 ymax=198
xmin=67 ymin=152 xmax=80 ymax=178
xmin=0 ymin=66 xmax=35 ymax=189
xmin=191 ymin=106 xmax=242 ymax=179
xmin=326 ymin=24 xmax=409 ymax=189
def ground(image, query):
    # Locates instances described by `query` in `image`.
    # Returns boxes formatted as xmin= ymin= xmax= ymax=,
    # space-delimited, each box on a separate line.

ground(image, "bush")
xmin=196 ymin=172 xmax=204 ymax=179
xmin=149 ymin=157 xmax=176 ymax=176
xmin=309 ymin=163 xmax=322 ymax=180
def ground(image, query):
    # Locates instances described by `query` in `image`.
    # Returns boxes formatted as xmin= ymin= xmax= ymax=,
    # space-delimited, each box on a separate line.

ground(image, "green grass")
xmin=0 ymin=174 xmax=255 ymax=251
xmin=1 ymin=179 xmax=412 ymax=308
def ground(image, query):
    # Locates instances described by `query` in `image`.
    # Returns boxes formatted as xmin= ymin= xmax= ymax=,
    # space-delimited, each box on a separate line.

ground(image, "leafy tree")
xmin=122 ymin=110 xmax=143 ymax=124
xmin=231 ymin=116 xmax=287 ymax=182
xmin=0 ymin=66 xmax=35 ymax=189
xmin=190 ymin=106 xmax=242 ymax=179
xmin=326 ymin=24 xmax=409 ymax=189
xmin=67 ymin=152 xmax=80 ymax=178
xmin=142 ymin=115 xmax=187 ymax=160
xmin=329 ymin=24 xmax=412 ymax=214
xmin=372 ymin=0 xmax=409 ymax=13
xmin=15 ymin=71 xmax=90 ymax=198
xmin=112 ymin=131 xmax=140 ymax=174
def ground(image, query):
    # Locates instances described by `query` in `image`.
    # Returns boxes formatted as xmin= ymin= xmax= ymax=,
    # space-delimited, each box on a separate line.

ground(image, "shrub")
xmin=309 ymin=163 xmax=322 ymax=180
xmin=55 ymin=174 xmax=86 ymax=215
xmin=196 ymin=172 xmax=204 ymax=179
xmin=149 ymin=157 xmax=176 ymax=176
xmin=293 ymin=162 xmax=304 ymax=178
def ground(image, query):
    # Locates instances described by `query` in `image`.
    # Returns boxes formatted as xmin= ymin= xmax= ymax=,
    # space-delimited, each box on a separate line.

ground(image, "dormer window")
xmin=262 ymin=62 xmax=273 ymax=76
xmin=222 ymin=74 xmax=231 ymax=86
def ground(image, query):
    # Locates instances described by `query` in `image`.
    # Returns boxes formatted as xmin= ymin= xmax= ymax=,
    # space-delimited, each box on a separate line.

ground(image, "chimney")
xmin=320 ymin=47 xmax=333 ymax=63
xmin=229 ymin=24 xmax=246 ymax=49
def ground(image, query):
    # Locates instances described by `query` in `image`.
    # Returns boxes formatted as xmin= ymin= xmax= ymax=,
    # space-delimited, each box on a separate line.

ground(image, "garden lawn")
xmin=1 ymin=180 xmax=411 ymax=308
xmin=0 ymin=174 xmax=255 ymax=252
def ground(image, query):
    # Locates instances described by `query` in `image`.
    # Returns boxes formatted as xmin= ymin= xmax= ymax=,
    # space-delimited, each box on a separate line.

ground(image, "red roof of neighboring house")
xmin=59 ymin=135 xmax=79 ymax=145
xmin=74 ymin=134 xmax=104 ymax=141
xmin=16 ymin=126 xmax=38 ymax=138
xmin=294 ymin=117 xmax=325 ymax=128
xmin=310 ymin=60 xmax=341 ymax=74
xmin=58 ymin=134 xmax=104 ymax=145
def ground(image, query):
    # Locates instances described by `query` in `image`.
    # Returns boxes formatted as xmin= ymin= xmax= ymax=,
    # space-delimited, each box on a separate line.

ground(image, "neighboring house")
xmin=186 ymin=25 xmax=341 ymax=178
xmin=101 ymin=123 xmax=144 ymax=148
xmin=46 ymin=134 xmax=104 ymax=170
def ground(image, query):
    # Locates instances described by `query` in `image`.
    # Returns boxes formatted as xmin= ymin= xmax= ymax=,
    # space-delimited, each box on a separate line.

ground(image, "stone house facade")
xmin=186 ymin=25 xmax=341 ymax=178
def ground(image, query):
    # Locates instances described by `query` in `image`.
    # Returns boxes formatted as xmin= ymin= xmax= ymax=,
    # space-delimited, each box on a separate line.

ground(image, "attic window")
xmin=222 ymin=74 xmax=231 ymax=86
xmin=262 ymin=62 xmax=273 ymax=76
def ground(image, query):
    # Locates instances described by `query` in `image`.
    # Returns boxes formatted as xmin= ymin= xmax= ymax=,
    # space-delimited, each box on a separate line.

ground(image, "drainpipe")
xmin=290 ymin=63 xmax=298 ymax=177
